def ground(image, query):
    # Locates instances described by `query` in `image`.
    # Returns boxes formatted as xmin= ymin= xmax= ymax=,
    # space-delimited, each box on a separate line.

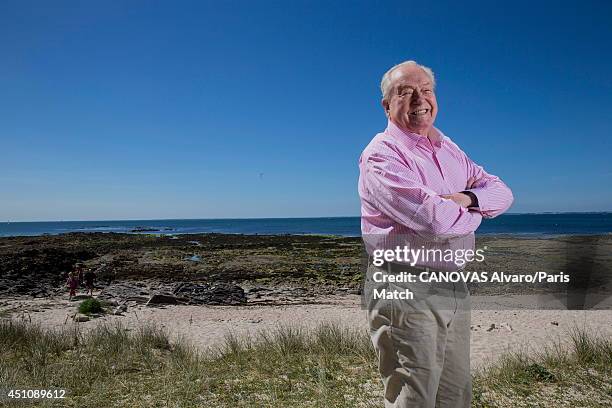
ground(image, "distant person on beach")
xmin=66 ymin=271 xmax=79 ymax=300
xmin=358 ymin=60 xmax=513 ymax=407
xmin=84 ymin=268 xmax=96 ymax=297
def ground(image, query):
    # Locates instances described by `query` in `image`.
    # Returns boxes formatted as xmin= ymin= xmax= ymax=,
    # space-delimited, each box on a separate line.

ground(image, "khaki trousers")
xmin=365 ymin=264 xmax=472 ymax=408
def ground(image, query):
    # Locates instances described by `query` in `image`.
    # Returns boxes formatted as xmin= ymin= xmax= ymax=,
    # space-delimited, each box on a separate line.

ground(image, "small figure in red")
xmin=66 ymin=271 xmax=79 ymax=300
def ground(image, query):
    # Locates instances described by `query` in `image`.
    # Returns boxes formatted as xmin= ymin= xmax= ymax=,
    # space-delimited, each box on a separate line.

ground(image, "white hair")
xmin=380 ymin=60 xmax=436 ymax=100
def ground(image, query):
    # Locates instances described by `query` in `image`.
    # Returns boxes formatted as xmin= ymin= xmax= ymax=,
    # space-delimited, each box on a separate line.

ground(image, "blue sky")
xmin=1 ymin=0 xmax=611 ymax=221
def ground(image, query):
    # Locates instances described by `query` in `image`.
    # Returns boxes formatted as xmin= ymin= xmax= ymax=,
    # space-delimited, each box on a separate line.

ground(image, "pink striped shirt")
xmin=359 ymin=120 xmax=513 ymax=267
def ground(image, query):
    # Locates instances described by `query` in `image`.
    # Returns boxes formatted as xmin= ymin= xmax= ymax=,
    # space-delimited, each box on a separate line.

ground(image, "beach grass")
xmin=473 ymin=326 xmax=612 ymax=407
xmin=0 ymin=319 xmax=610 ymax=407
xmin=77 ymin=298 xmax=103 ymax=315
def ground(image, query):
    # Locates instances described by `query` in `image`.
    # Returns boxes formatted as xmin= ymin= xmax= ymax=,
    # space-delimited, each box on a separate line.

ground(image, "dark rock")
xmin=99 ymin=282 xmax=150 ymax=300
xmin=245 ymin=286 xmax=266 ymax=293
xmin=173 ymin=282 xmax=246 ymax=305
xmin=146 ymin=293 xmax=178 ymax=305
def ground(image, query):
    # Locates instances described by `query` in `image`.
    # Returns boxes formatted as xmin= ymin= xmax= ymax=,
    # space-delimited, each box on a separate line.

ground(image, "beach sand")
xmin=3 ymin=292 xmax=611 ymax=371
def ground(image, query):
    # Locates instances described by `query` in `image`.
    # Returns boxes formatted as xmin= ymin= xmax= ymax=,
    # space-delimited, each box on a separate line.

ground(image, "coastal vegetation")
xmin=77 ymin=299 xmax=103 ymax=315
xmin=0 ymin=319 xmax=609 ymax=407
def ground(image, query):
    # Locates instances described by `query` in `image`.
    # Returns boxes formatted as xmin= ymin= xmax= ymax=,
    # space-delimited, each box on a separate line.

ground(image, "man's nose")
xmin=411 ymin=90 xmax=424 ymax=104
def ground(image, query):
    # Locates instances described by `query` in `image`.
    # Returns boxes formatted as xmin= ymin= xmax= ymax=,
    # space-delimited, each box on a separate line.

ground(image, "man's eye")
xmin=399 ymin=89 xmax=413 ymax=96
xmin=423 ymin=89 xmax=432 ymax=94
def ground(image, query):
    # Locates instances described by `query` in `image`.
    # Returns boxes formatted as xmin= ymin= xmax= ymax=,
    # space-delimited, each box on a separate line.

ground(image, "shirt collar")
xmin=385 ymin=120 xmax=444 ymax=151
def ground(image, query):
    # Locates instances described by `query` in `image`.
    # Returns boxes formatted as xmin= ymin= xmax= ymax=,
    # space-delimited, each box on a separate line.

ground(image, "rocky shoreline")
xmin=0 ymin=232 xmax=364 ymax=304
xmin=1 ymin=232 xmax=610 ymax=306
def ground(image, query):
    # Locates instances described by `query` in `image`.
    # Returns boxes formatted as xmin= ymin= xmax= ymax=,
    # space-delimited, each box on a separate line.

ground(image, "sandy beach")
xmin=2 ymin=292 xmax=610 ymax=371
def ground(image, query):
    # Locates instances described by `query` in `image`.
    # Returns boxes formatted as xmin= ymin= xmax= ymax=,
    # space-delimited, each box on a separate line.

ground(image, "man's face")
xmin=382 ymin=65 xmax=437 ymax=136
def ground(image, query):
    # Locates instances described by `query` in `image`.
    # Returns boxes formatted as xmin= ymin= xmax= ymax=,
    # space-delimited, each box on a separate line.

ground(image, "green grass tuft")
xmin=78 ymin=298 xmax=103 ymax=315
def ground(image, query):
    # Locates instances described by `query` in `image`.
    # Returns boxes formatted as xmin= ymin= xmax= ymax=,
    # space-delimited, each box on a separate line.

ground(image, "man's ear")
xmin=381 ymin=99 xmax=390 ymax=116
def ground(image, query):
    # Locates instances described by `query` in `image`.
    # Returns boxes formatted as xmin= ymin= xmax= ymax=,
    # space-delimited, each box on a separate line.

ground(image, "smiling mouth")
xmin=409 ymin=108 xmax=429 ymax=116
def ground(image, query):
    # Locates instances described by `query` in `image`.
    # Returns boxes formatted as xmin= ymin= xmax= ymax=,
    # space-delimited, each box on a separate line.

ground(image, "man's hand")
xmin=439 ymin=176 xmax=483 ymax=207
xmin=439 ymin=192 xmax=472 ymax=208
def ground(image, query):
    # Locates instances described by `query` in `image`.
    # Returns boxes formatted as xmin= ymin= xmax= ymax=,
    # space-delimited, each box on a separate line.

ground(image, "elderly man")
xmin=358 ymin=61 xmax=513 ymax=407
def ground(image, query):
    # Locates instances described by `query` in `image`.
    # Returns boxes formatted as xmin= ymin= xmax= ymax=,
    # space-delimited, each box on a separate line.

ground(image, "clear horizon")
xmin=2 ymin=1 xmax=611 ymax=220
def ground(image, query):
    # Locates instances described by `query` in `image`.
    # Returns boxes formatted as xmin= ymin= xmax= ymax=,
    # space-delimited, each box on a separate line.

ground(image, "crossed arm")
xmin=448 ymin=150 xmax=515 ymax=219
xmin=363 ymin=150 xmax=513 ymax=238
xmin=440 ymin=177 xmax=481 ymax=209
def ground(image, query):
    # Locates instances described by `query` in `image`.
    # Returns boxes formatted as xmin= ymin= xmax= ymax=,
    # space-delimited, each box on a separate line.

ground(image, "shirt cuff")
xmin=461 ymin=191 xmax=479 ymax=208
xmin=465 ymin=187 xmax=494 ymax=217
